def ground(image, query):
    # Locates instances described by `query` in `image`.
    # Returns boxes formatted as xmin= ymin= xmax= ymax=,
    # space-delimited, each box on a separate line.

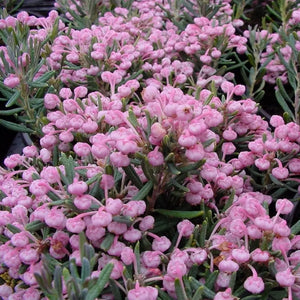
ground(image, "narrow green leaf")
xmin=112 ymin=215 xmax=134 ymax=226
xmin=266 ymin=4 xmax=282 ymax=21
xmin=0 ymin=107 xmax=23 ymax=115
xmin=229 ymin=271 xmax=236 ymax=290
xmin=191 ymin=286 xmax=204 ymax=300
xmin=276 ymin=78 xmax=293 ymax=104
xmin=5 ymin=90 xmax=20 ymax=108
xmin=141 ymin=155 xmax=157 ymax=183
xmin=167 ymin=162 xmax=181 ymax=175
xmin=275 ymin=90 xmax=295 ymax=121
xmin=134 ymin=241 xmax=141 ymax=273
xmin=155 ymin=209 xmax=204 ymax=219
xmin=81 ymin=257 xmax=91 ymax=282
xmin=132 ymin=180 xmax=153 ymax=200
xmin=128 ymin=108 xmax=139 ymax=128
xmin=54 ymin=265 xmax=63 ymax=297
xmin=100 ymin=233 xmax=115 ymax=251
xmin=205 ymin=270 xmax=218 ymax=290
xmin=34 ymin=70 xmax=56 ymax=83
xmin=86 ymin=263 xmax=114 ymax=300
xmin=25 ymin=220 xmax=46 ymax=232
xmin=291 ymin=219 xmax=300 ymax=235
xmin=123 ymin=165 xmax=143 ymax=189
xmin=6 ymin=223 xmax=21 ymax=234
xmin=0 ymin=119 xmax=34 ymax=133
xmin=158 ymin=287 xmax=174 ymax=300
xmin=62 ymin=267 xmax=71 ymax=284
xmin=109 ymin=279 xmax=123 ymax=300
xmin=189 ymin=277 xmax=215 ymax=299
xmin=175 ymin=278 xmax=187 ymax=300
xmin=177 ymin=160 xmax=205 ymax=173
xmin=29 ymin=81 xmax=48 ymax=88
xmin=222 ymin=190 xmax=235 ymax=213
xmin=199 ymin=220 xmax=208 ymax=247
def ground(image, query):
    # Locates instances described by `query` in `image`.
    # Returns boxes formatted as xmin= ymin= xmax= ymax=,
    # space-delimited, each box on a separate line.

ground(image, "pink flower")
xmin=148 ymin=147 xmax=164 ymax=166
xmin=142 ymin=251 xmax=161 ymax=268
xmin=110 ymin=152 xmax=130 ymax=167
xmin=68 ymin=180 xmax=88 ymax=195
xmin=128 ymin=282 xmax=158 ymax=300
xmin=218 ymin=259 xmax=239 ymax=273
xmin=44 ymin=93 xmax=61 ymax=109
xmin=177 ymin=219 xmax=195 ymax=237
xmin=4 ymin=74 xmax=20 ymax=88
xmin=275 ymin=268 xmax=295 ymax=287
xmin=66 ymin=217 xmax=86 ymax=233
xmin=152 ymin=236 xmax=171 ymax=252
xmin=214 ymin=288 xmax=236 ymax=300
xmin=121 ymin=247 xmax=135 ymax=265
xmin=167 ymin=259 xmax=187 ymax=278
xmin=244 ymin=265 xmax=264 ymax=294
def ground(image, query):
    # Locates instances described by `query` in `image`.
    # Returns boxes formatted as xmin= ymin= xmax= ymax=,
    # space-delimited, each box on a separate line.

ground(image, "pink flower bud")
xmin=19 ymin=248 xmax=40 ymax=265
xmin=139 ymin=215 xmax=155 ymax=231
xmin=74 ymin=142 xmax=91 ymax=157
xmin=4 ymin=153 xmax=23 ymax=168
xmin=100 ymin=174 xmax=115 ymax=190
xmin=275 ymin=198 xmax=294 ymax=215
xmin=272 ymin=237 xmax=291 ymax=252
xmin=123 ymin=228 xmax=142 ymax=242
xmin=251 ymin=249 xmax=270 ymax=262
xmin=68 ymin=180 xmax=88 ymax=195
xmin=275 ymin=268 xmax=295 ymax=287
xmin=4 ymin=74 xmax=20 ymax=88
xmin=167 ymin=259 xmax=187 ymax=278
xmin=216 ymin=272 xmax=231 ymax=288
xmin=109 ymin=258 xmax=124 ymax=279
xmin=107 ymin=222 xmax=128 ymax=235
xmin=44 ymin=93 xmax=61 ymax=109
xmin=0 ymin=284 xmax=13 ymax=298
xmin=254 ymin=158 xmax=270 ymax=171
xmin=142 ymin=251 xmax=161 ymax=268
xmin=45 ymin=208 xmax=66 ymax=229
xmin=3 ymin=248 xmax=21 ymax=268
xmin=91 ymin=210 xmax=112 ymax=227
xmin=66 ymin=217 xmax=86 ymax=233
xmin=231 ymin=247 xmax=250 ymax=263
xmin=214 ymin=288 xmax=235 ymax=300
xmin=74 ymin=195 xmax=92 ymax=210
xmin=218 ymin=259 xmax=239 ymax=273
xmin=152 ymin=236 xmax=171 ymax=252
xmin=110 ymin=152 xmax=130 ymax=167
xmin=142 ymin=85 xmax=160 ymax=102
xmin=150 ymin=122 xmax=166 ymax=141
xmin=273 ymin=220 xmax=290 ymax=237
xmin=190 ymin=248 xmax=207 ymax=265
xmin=122 ymin=201 xmax=146 ymax=217
xmin=121 ymin=247 xmax=135 ymax=265
xmin=29 ymin=179 xmax=50 ymax=196
xmin=128 ymin=282 xmax=158 ymax=300
xmin=106 ymin=198 xmax=123 ymax=215
xmin=229 ymin=219 xmax=247 ymax=238
xmin=148 ymin=147 xmax=164 ymax=166
xmin=177 ymin=219 xmax=195 ymax=237
xmin=271 ymin=167 xmax=289 ymax=179
xmin=11 ymin=232 xmax=29 ymax=247
xmin=244 ymin=266 xmax=264 ymax=294
xmin=86 ymin=224 xmax=106 ymax=241
xmin=185 ymin=143 xmax=205 ymax=161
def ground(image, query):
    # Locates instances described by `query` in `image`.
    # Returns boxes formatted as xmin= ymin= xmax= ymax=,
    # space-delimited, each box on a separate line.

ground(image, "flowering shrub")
xmin=0 ymin=0 xmax=300 ymax=299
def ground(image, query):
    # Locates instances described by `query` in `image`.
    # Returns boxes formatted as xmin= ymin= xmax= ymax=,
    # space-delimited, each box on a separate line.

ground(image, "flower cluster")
xmin=1 ymin=0 xmax=300 ymax=299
